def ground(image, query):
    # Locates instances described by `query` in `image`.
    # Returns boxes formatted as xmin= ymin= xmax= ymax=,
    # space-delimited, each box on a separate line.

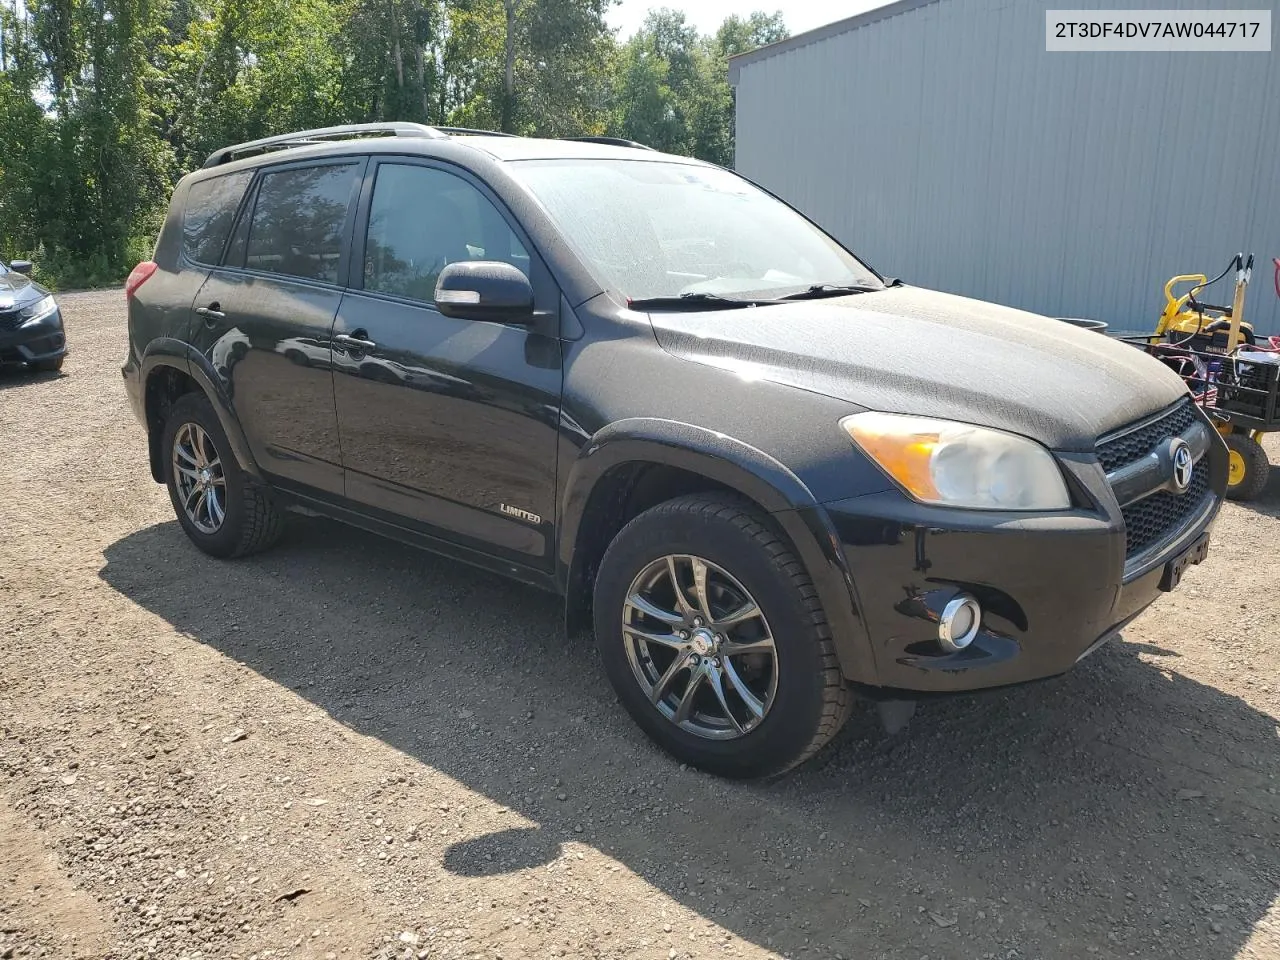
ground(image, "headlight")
xmin=842 ymin=412 xmax=1071 ymax=510
xmin=20 ymin=295 xmax=58 ymax=325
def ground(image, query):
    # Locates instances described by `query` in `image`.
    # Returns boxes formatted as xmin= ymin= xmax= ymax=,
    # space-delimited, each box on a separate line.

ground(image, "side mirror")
xmin=8 ymin=260 xmax=33 ymax=276
xmin=435 ymin=261 xmax=534 ymax=324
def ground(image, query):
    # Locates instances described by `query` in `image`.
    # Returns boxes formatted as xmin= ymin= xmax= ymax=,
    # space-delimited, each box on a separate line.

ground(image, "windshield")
xmin=509 ymin=159 xmax=881 ymax=302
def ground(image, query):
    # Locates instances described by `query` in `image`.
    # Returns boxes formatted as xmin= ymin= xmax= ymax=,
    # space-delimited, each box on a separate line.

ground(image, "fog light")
xmin=938 ymin=594 xmax=981 ymax=652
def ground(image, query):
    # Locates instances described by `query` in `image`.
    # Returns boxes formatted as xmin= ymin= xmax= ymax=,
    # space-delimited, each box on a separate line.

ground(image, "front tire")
xmin=593 ymin=494 xmax=852 ymax=778
xmin=162 ymin=392 xmax=284 ymax=558
xmin=31 ymin=355 xmax=63 ymax=373
xmin=1224 ymin=432 xmax=1270 ymax=501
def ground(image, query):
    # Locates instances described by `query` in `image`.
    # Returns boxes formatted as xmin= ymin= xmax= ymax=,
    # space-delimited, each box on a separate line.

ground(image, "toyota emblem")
xmin=1169 ymin=438 xmax=1193 ymax=493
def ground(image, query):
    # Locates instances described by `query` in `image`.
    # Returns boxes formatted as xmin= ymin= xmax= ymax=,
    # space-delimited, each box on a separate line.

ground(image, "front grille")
xmin=1097 ymin=399 xmax=1213 ymax=561
xmin=1096 ymin=399 xmax=1196 ymax=474
xmin=0 ymin=309 xmax=23 ymax=332
xmin=1120 ymin=458 xmax=1210 ymax=557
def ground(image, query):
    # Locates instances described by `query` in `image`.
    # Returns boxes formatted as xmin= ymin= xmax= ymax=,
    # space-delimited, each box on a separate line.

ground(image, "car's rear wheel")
xmin=162 ymin=392 xmax=283 ymax=558
xmin=593 ymin=493 xmax=852 ymax=778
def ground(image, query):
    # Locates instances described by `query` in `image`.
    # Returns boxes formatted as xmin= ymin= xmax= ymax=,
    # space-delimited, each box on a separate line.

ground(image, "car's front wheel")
xmin=162 ymin=392 xmax=284 ymax=558
xmin=593 ymin=494 xmax=852 ymax=778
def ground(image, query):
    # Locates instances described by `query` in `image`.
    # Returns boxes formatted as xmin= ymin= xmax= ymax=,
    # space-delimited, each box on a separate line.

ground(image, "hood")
xmin=649 ymin=285 xmax=1188 ymax=452
xmin=0 ymin=269 xmax=44 ymax=308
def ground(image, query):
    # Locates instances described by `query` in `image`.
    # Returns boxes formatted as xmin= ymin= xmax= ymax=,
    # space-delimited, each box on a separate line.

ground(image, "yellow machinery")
xmin=1153 ymin=271 xmax=1255 ymax=350
xmin=1140 ymin=254 xmax=1277 ymax=501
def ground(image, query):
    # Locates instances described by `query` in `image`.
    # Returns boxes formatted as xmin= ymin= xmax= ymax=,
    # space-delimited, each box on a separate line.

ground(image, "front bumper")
xmin=0 ymin=308 xmax=67 ymax=364
xmin=819 ymin=442 xmax=1225 ymax=694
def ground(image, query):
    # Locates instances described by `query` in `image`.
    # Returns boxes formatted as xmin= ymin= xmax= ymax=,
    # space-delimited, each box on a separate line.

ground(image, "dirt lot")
xmin=1 ymin=289 xmax=1278 ymax=960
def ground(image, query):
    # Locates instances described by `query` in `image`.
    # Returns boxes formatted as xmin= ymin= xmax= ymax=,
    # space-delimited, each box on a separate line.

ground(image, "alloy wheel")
xmin=172 ymin=422 xmax=227 ymax=535
xmin=622 ymin=554 xmax=778 ymax=740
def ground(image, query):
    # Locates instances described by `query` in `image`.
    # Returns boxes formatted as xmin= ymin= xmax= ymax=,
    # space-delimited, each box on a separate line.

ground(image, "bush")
xmin=10 ymin=233 xmax=158 ymax=292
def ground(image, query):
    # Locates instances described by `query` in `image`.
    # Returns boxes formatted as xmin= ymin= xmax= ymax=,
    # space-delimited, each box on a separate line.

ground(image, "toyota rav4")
xmin=123 ymin=124 xmax=1227 ymax=778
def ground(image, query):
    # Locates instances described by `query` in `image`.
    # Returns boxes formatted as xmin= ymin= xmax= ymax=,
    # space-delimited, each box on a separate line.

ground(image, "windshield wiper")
xmin=779 ymin=283 xmax=884 ymax=301
xmin=628 ymin=292 xmax=766 ymax=311
xmin=629 ymin=285 xmax=886 ymax=310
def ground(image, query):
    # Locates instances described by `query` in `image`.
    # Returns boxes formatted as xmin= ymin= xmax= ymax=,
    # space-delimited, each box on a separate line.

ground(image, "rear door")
xmin=189 ymin=158 xmax=365 ymax=497
xmin=129 ymin=171 xmax=251 ymax=359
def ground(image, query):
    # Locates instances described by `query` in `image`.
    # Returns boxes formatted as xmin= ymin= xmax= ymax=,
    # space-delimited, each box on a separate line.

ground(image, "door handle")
xmin=195 ymin=304 xmax=225 ymax=325
xmin=334 ymin=332 xmax=377 ymax=352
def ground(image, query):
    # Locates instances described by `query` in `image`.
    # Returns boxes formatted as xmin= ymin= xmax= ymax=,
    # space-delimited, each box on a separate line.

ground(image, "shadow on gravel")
xmin=0 ymin=364 xmax=66 ymax=390
xmin=1235 ymin=465 xmax=1280 ymax=517
xmin=443 ymin=827 xmax=563 ymax=878
xmin=100 ymin=519 xmax=1280 ymax=959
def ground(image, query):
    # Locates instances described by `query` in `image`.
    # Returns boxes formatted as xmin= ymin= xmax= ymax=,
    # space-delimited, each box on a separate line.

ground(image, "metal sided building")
xmin=729 ymin=0 xmax=1280 ymax=335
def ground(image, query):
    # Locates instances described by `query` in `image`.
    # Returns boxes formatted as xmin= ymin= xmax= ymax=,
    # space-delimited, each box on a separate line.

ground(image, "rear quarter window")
xmin=183 ymin=172 xmax=252 ymax=265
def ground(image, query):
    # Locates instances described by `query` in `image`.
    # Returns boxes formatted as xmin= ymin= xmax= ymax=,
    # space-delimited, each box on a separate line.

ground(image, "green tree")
xmin=162 ymin=0 xmax=347 ymax=169
xmin=333 ymin=0 xmax=450 ymax=126
xmin=0 ymin=0 xmax=785 ymax=286
xmin=436 ymin=0 xmax=505 ymax=128
xmin=714 ymin=10 xmax=786 ymax=58
xmin=611 ymin=9 xmax=699 ymax=154
xmin=698 ymin=10 xmax=785 ymax=165
xmin=613 ymin=7 xmax=786 ymax=166
xmin=0 ymin=0 xmax=171 ymax=282
xmin=487 ymin=0 xmax=614 ymax=135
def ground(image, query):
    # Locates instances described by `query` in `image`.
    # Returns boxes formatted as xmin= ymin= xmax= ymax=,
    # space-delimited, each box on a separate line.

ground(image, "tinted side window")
xmin=364 ymin=164 xmax=529 ymax=303
xmin=224 ymin=185 xmax=254 ymax=269
xmin=183 ymin=171 xmax=252 ymax=265
xmin=245 ymin=164 xmax=359 ymax=283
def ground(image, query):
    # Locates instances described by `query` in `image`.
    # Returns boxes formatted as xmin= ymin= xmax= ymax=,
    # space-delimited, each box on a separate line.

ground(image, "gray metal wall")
xmin=732 ymin=0 xmax=1280 ymax=336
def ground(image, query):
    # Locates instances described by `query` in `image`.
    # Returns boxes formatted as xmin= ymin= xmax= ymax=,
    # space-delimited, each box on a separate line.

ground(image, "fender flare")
xmin=138 ymin=340 xmax=262 ymax=483
xmin=184 ymin=346 xmax=262 ymax=480
xmin=138 ymin=337 xmax=191 ymax=378
xmin=558 ymin=418 xmax=878 ymax=684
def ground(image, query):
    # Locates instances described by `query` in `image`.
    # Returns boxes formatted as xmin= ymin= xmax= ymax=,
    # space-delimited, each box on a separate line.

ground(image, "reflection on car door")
xmin=189 ymin=158 xmax=364 ymax=496
xmin=332 ymin=159 xmax=562 ymax=568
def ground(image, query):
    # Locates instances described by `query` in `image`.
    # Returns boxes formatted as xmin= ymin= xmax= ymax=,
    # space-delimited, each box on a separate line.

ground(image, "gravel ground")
xmin=1 ymin=289 xmax=1278 ymax=960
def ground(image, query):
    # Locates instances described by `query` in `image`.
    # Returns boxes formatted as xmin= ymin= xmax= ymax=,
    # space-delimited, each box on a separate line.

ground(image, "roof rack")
xmin=202 ymin=122 xmax=446 ymax=168
xmin=437 ymin=129 xmax=653 ymax=148
xmin=435 ymin=126 xmax=519 ymax=138
xmin=559 ymin=136 xmax=656 ymax=151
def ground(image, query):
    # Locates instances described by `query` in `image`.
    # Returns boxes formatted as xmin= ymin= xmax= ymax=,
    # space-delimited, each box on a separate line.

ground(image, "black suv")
xmin=124 ymin=123 xmax=1227 ymax=777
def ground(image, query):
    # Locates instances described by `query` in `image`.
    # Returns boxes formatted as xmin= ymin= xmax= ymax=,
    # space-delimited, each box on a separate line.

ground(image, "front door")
xmin=332 ymin=159 xmax=563 ymax=567
xmin=189 ymin=158 xmax=365 ymax=496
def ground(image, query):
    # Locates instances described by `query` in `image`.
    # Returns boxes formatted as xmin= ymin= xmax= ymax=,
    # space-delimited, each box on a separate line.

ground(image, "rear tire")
xmin=1224 ymin=432 xmax=1270 ymax=501
xmin=162 ymin=392 xmax=284 ymax=558
xmin=592 ymin=493 xmax=852 ymax=779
